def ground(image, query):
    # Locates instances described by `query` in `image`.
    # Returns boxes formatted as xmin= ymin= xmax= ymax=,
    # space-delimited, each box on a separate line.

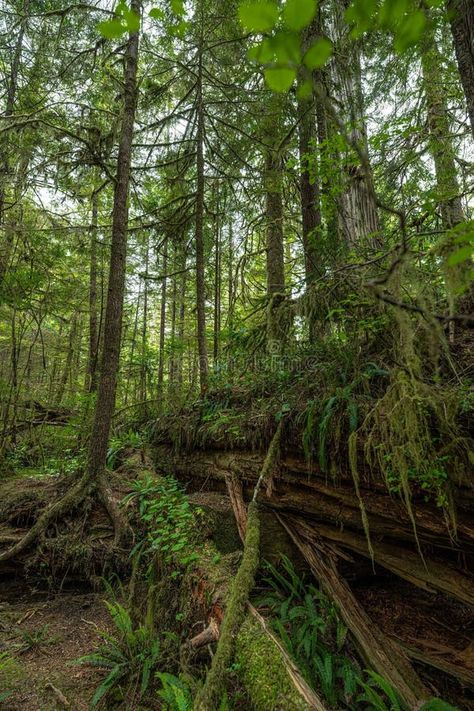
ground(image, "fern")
xmin=76 ymin=601 xmax=161 ymax=707
xmin=156 ymin=672 xmax=193 ymax=711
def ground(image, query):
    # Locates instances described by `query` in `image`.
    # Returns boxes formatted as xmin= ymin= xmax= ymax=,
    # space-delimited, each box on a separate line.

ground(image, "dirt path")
xmin=0 ymin=576 xmax=113 ymax=710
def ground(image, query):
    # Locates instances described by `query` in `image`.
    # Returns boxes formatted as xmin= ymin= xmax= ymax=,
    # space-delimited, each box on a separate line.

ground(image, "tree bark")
xmin=331 ymin=0 xmax=380 ymax=248
xmin=447 ymin=0 xmax=474 ymax=138
xmin=0 ymin=1 xmax=28 ymax=284
xmin=87 ymin=188 xmax=99 ymax=393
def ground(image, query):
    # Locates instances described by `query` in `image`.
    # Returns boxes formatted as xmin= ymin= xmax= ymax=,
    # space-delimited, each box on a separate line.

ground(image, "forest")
xmin=0 ymin=0 xmax=473 ymax=708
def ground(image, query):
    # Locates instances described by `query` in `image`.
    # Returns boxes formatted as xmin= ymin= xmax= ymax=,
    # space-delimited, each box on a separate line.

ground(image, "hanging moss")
xmin=350 ymin=366 xmax=472 ymax=550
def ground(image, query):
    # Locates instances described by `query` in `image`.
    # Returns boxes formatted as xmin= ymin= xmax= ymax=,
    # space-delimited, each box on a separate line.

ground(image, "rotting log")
xmin=154 ymin=447 xmax=474 ymax=609
xmin=278 ymin=515 xmax=431 ymax=709
xmin=156 ymin=447 xmax=474 ymax=550
xmin=295 ymin=518 xmax=474 ymax=606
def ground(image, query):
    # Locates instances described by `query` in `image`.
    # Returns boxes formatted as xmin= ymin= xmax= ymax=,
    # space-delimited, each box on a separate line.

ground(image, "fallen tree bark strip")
xmin=224 ymin=472 xmax=247 ymax=542
xmin=296 ymin=518 xmax=474 ymax=606
xmin=278 ymin=514 xmax=431 ymax=709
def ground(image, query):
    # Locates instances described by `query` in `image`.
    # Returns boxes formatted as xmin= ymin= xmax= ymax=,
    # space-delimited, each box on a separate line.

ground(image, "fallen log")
xmin=295 ymin=518 xmax=474 ymax=606
xmin=278 ymin=514 xmax=431 ymax=709
xmin=159 ymin=447 xmax=474 ymax=551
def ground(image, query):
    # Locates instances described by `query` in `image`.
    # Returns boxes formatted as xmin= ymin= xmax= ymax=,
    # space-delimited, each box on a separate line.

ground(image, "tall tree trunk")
xmin=421 ymin=33 xmax=465 ymax=230
xmin=177 ymin=249 xmax=187 ymax=389
xmin=213 ymin=186 xmax=221 ymax=363
xmin=168 ymin=241 xmax=178 ymax=389
xmin=297 ymin=19 xmax=323 ymax=341
xmin=0 ymin=2 xmax=27 ymax=284
xmin=195 ymin=43 xmax=209 ymax=393
xmin=157 ymin=236 xmax=168 ymax=392
xmin=263 ymin=95 xmax=287 ymax=354
xmin=87 ymin=188 xmax=99 ymax=393
xmin=421 ymin=26 xmax=471 ymax=329
xmin=140 ymin=237 xmax=149 ymax=404
xmin=331 ymin=0 xmax=380 ymax=248
xmin=84 ymin=2 xmax=140 ymax=483
xmin=447 ymin=0 xmax=474 ymax=137
xmin=124 ymin=283 xmax=141 ymax=406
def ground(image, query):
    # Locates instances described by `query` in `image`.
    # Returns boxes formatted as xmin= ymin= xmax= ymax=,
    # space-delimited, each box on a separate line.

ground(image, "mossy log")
xmin=236 ymin=606 xmax=327 ymax=711
xmin=194 ymin=501 xmax=261 ymax=710
xmin=278 ymin=515 xmax=431 ymax=709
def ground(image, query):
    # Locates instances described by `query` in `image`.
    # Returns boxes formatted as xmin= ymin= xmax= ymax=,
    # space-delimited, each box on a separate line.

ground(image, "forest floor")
xmin=0 ymin=576 xmax=112 ymax=710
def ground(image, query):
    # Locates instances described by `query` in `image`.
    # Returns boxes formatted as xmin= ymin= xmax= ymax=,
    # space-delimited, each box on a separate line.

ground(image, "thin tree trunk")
xmin=157 ymin=236 xmax=168 ymax=392
xmin=447 ymin=0 xmax=474 ymax=137
xmin=263 ymin=95 xmax=286 ymax=354
xmin=84 ymin=1 xmax=140 ymax=484
xmin=140 ymin=237 xmax=149 ymax=404
xmin=87 ymin=188 xmax=99 ymax=393
xmin=0 ymin=1 xmax=28 ymax=283
xmin=168 ymin=241 xmax=178 ymax=389
xmin=195 ymin=43 xmax=209 ymax=394
xmin=56 ymin=315 xmax=78 ymax=406
xmin=213 ymin=186 xmax=221 ymax=363
xmin=177 ymin=249 xmax=187 ymax=389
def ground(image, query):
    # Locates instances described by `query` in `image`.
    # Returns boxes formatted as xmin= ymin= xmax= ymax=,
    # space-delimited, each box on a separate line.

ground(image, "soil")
xmin=0 ymin=575 xmax=113 ymax=710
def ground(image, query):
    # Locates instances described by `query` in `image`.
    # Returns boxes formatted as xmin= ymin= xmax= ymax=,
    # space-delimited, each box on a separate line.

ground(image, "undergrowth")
xmin=256 ymin=556 xmax=459 ymax=711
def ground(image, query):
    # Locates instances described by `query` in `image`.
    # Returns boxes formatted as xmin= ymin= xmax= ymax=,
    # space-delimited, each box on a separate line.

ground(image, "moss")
xmin=194 ymin=502 xmax=260 ymax=710
xmin=0 ymin=652 xmax=26 ymax=695
xmin=235 ymin=616 xmax=311 ymax=711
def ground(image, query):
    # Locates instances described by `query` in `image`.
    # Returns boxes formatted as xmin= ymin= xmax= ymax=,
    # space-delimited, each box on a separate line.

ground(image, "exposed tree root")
xmin=98 ymin=475 xmax=132 ymax=547
xmin=0 ymin=474 xmax=91 ymax=563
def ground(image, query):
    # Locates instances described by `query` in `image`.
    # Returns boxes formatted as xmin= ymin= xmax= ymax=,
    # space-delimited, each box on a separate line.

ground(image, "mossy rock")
xmin=235 ymin=616 xmax=311 ymax=711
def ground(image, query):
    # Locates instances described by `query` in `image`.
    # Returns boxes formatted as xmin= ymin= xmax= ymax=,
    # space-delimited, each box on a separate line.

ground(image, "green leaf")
xmin=394 ymin=10 xmax=426 ymax=52
xmin=238 ymin=1 xmax=279 ymax=32
xmin=420 ymin=701 xmax=460 ymax=711
xmin=123 ymin=7 xmax=140 ymax=32
xmin=345 ymin=0 xmax=377 ymax=36
xmin=296 ymin=78 xmax=312 ymax=99
xmin=264 ymin=66 xmax=296 ymax=91
xmin=149 ymin=7 xmax=165 ymax=19
xmin=283 ymin=0 xmax=317 ymax=31
xmin=171 ymin=0 xmax=184 ymax=15
xmin=303 ymin=36 xmax=332 ymax=69
xmin=97 ymin=18 xmax=127 ymax=39
xmin=446 ymin=246 xmax=473 ymax=267
xmin=272 ymin=31 xmax=302 ymax=63
xmin=378 ymin=0 xmax=410 ymax=28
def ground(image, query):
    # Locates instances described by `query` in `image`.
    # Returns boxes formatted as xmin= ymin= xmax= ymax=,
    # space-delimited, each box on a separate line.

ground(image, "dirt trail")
xmin=0 ymin=577 xmax=112 ymax=710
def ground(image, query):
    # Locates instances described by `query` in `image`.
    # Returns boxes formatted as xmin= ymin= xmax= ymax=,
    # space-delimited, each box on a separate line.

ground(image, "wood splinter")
xmin=189 ymin=617 xmax=220 ymax=649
